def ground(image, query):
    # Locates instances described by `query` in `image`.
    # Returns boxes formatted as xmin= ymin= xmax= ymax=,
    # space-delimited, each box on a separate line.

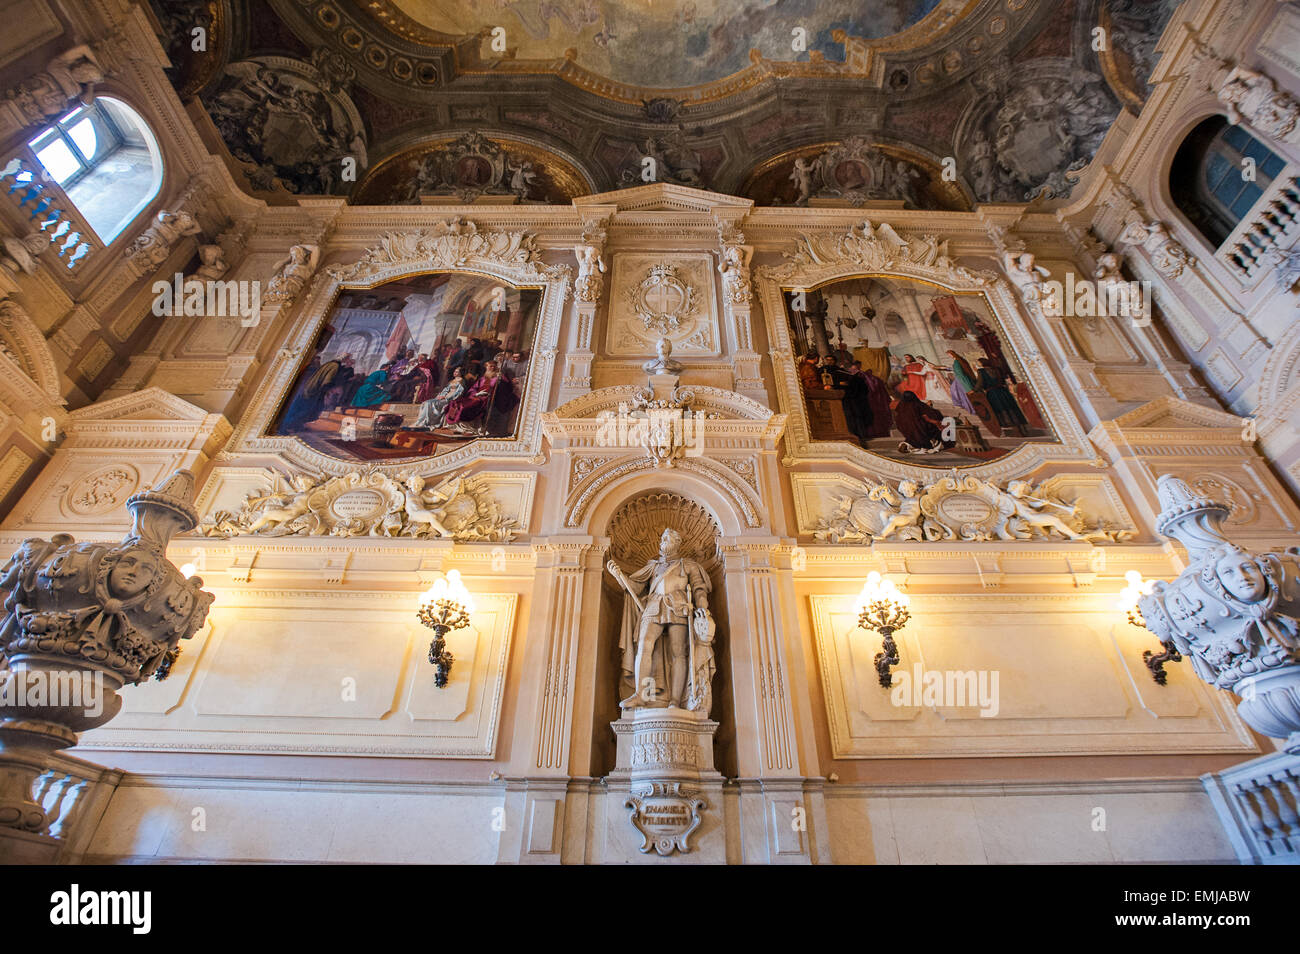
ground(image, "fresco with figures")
xmin=272 ymin=273 xmax=542 ymax=462
xmin=388 ymin=0 xmax=942 ymax=88
xmin=783 ymin=276 xmax=1058 ymax=467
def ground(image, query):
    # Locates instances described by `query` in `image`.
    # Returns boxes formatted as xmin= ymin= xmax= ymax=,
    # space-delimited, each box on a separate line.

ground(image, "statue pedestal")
xmin=603 ymin=707 xmax=725 ymax=862
xmin=645 ymin=373 xmax=683 ymax=400
xmin=610 ymin=706 xmax=721 ymax=783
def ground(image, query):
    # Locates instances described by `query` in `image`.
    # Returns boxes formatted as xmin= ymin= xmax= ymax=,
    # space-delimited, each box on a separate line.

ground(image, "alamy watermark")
xmin=889 ymin=664 xmax=1000 ymax=717
xmin=0 ymin=669 xmax=105 ymax=718
xmin=151 ymin=273 xmax=262 ymax=327
xmin=595 ymin=402 xmax=707 ymax=457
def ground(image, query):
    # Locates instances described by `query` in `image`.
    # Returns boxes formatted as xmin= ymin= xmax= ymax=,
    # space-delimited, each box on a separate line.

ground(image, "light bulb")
xmin=445 ymin=569 xmax=475 ymax=614
xmin=179 ymin=563 xmax=196 ymax=578
xmin=1125 ymin=570 xmax=1142 ymax=586
xmin=867 ymin=571 xmax=882 ymax=584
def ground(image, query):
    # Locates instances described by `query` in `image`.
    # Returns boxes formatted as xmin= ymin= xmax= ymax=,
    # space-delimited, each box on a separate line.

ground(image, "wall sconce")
xmin=857 ymin=571 xmax=911 ymax=688
xmin=1118 ymin=570 xmax=1181 ymax=685
xmin=418 ymin=569 xmax=475 ymax=688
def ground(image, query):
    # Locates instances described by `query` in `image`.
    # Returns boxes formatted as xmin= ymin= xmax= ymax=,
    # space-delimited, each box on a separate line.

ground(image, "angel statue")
xmin=573 ymin=242 xmax=606 ymax=302
xmin=1003 ymin=251 xmax=1053 ymax=315
xmin=265 ymin=244 xmax=320 ymax=304
xmin=607 ymin=528 xmax=718 ymax=716
xmin=403 ymin=473 xmax=467 ymax=538
xmin=717 ymin=242 xmax=753 ymax=303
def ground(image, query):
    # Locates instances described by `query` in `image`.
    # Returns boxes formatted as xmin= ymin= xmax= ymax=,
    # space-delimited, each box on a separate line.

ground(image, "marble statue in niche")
xmin=607 ymin=528 xmax=718 ymax=715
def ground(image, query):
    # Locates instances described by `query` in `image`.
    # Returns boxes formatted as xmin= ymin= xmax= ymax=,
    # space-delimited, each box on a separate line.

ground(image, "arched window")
xmin=1170 ymin=115 xmax=1286 ymax=249
xmin=27 ymin=97 xmax=163 ymax=244
xmin=2 ymin=97 xmax=163 ymax=271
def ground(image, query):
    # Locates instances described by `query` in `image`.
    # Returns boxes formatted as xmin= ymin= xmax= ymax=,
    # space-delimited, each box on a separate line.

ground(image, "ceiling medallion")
xmin=626 ymin=264 xmax=699 ymax=339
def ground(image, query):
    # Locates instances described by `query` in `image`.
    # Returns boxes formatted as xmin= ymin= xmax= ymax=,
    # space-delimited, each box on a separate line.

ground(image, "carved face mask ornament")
xmin=1214 ymin=550 xmax=1268 ymax=604
xmin=1202 ymin=545 xmax=1279 ymax=620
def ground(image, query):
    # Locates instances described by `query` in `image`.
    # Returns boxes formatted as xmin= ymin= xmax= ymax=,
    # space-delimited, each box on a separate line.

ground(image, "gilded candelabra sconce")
xmin=857 ymin=571 xmax=911 ymax=688
xmin=418 ymin=570 xmax=475 ymax=688
xmin=1118 ymin=570 xmax=1180 ymax=685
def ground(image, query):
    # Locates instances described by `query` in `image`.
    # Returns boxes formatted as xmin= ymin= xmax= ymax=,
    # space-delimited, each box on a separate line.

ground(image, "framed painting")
xmin=268 ymin=272 xmax=542 ymax=463
xmin=756 ymin=230 xmax=1096 ymax=479
xmin=781 ymin=275 xmax=1059 ymax=467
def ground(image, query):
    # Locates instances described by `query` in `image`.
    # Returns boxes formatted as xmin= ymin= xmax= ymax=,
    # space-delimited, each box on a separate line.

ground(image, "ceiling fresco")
xmin=384 ymin=0 xmax=944 ymax=88
xmin=146 ymin=0 xmax=1183 ymax=207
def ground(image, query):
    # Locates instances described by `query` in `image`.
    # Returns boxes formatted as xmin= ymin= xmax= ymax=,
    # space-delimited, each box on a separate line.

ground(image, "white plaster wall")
xmin=824 ymin=783 xmax=1236 ymax=865
xmin=83 ymin=781 xmax=503 ymax=864
xmin=80 ymin=779 xmax=1234 ymax=864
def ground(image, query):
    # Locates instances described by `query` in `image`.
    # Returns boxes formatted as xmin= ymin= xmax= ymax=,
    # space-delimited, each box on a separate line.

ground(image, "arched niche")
xmin=1169 ymin=114 xmax=1288 ymax=250
xmin=587 ymin=480 xmax=742 ymax=780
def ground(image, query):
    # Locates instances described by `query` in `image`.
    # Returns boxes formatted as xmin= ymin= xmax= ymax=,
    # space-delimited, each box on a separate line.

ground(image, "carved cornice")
xmin=324 ymin=218 xmax=571 ymax=286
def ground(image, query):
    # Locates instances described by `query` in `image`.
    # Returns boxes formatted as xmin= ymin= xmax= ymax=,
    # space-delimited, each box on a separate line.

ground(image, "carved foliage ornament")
xmin=200 ymin=467 xmax=519 ymax=542
xmin=812 ymin=473 xmax=1133 ymax=544
xmin=764 ymin=221 xmax=996 ymax=286
xmin=324 ymin=219 xmax=568 ymax=285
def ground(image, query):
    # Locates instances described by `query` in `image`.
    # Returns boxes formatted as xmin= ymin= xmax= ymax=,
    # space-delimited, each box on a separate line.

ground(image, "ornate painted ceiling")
xmin=147 ymin=0 xmax=1180 ymax=208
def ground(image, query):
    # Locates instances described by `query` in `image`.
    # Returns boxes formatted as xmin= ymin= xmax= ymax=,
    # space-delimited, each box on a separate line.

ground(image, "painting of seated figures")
xmin=271 ymin=272 xmax=542 ymax=462
xmin=784 ymin=275 xmax=1058 ymax=467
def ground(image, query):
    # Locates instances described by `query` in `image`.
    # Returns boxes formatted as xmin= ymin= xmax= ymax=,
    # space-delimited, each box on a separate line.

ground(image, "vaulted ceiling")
xmin=148 ymin=0 xmax=1180 ymax=209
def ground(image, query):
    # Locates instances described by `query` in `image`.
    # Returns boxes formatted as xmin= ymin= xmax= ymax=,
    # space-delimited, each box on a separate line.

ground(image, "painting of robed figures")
xmin=271 ymin=272 xmax=542 ymax=462
xmin=784 ymin=275 xmax=1058 ymax=466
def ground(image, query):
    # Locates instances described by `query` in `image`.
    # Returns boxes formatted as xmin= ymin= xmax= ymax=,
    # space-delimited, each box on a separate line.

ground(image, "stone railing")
xmin=31 ymin=753 xmax=122 ymax=863
xmin=0 ymin=151 xmax=99 ymax=271
xmin=1216 ymin=172 xmax=1299 ymax=282
xmin=1203 ymin=750 xmax=1300 ymax=865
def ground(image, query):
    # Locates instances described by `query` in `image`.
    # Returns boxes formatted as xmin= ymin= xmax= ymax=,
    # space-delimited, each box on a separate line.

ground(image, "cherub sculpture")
xmin=403 ymin=473 xmax=466 ymax=538
xmin=245 ymin=474 xmax=316 ymax=534
xmin=869 ymin=479 xmax=923 ymax=541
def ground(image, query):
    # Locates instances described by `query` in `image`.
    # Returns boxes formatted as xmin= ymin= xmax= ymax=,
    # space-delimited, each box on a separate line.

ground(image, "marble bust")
xmin=642 ymin=337 xmax=684 ymax=375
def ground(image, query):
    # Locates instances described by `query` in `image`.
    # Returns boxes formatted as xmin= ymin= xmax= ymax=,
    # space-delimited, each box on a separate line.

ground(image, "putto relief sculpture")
xmin=200 ymin=467 xmax=520 ymax=542
xmin=812 ymin=473 xmax=1133 ymax=544
xmin=1138 ymin=475 xmax=1300 ymax=752
xmin=607 ymin=528 xmax=718 ymax=715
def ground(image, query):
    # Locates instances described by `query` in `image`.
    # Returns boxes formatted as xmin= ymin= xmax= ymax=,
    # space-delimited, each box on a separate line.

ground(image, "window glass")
xmin=34 ymin=140 xmax=78 ymax=183
xmin=67 ymin=117 xmax=97 ymax=161
xmin=21 ymin=97 xmax=163 ymax=244
xmin=1171 ymin=115 xmax=1288 ymax=250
